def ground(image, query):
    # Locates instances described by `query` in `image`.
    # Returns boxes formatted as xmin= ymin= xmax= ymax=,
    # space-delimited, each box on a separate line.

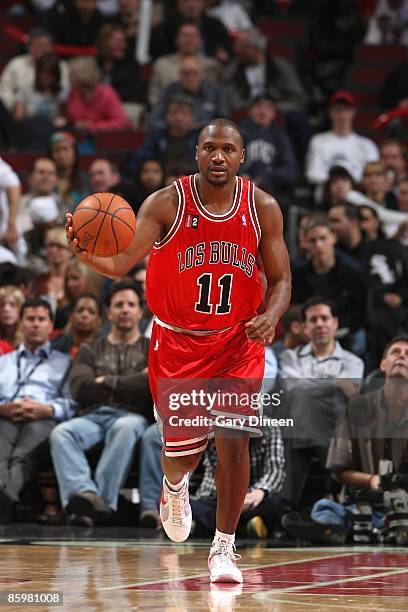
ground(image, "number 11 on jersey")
xmin=195 ymin=273 xmax=233 ymax=315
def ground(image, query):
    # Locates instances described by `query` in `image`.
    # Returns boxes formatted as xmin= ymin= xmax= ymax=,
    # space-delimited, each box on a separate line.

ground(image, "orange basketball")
xmin=72 ymin=193 xmax=136 ymax=257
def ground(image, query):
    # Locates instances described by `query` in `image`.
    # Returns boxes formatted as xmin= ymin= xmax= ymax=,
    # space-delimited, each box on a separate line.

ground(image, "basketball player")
xmin=65 ymin=119 xmax=291 ymax=583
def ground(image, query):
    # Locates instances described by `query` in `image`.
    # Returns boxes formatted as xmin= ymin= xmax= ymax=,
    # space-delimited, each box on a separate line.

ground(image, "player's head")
xmin=196 ymin=119 xmax=245 ymax=185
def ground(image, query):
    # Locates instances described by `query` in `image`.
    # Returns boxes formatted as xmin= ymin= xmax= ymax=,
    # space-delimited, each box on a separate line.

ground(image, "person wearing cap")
xmin=306 ymin=91 xmax=379 ymax=197
xmin=239 ymin=94 xmax=298 ymax=196
xmin=0 ymin=28 xmax=69 ymax=114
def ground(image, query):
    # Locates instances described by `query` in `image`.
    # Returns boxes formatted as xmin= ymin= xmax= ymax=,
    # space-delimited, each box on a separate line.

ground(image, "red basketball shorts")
xmin=148 ymin=320 xmax=265 ymax=457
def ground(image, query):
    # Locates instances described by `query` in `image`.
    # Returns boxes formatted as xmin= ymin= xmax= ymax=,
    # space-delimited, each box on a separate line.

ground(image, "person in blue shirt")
xmin=0 ymin=297 xmax=74 ymax=523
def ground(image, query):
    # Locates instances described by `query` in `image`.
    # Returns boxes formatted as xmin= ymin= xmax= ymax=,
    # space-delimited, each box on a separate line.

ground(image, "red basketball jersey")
xmin=146 ymin=174 xmax=263 ymax=331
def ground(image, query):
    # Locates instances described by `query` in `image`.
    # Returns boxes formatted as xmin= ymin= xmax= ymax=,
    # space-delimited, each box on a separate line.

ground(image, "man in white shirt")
xmin=279 ymin=297 xmax=364 ymax=505
xmin=0 ymin=27 xmax=69 ymax=114
xmin=306 ymin=91 xmax=379 ymax=194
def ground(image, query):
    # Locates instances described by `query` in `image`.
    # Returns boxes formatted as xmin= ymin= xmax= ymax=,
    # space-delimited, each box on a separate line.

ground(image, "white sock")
xmin=164 ymin=475 xmax=185 ymax=492
xmin=212 ymin=529 xmax=235 ymax=547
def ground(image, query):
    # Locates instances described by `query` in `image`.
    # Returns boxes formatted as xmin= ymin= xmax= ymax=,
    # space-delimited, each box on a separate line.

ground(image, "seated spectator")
xmin=225 ymin=28 xmax=311 ymax=162
xmin=66 ymin=57 xmax=131 ymax=133
xmin=96 ymin=23 xmax=147 ymax=127
xmin=131 ymin=159 xmax=165 ymax=212
xmin=361 ymin=234 xmax=408 ymax=369
xmin=52 ymin=293 xmax=103 ymax=357
xmin=112 ymin=0 xmax=161 ymax=60
xmin=305 ymin=92 xmax=379 ymax=197
xmin=282 ymin=334 xmax=408 ymax=545
xmin=20 ymin=158 xmax=62 ymax=229
xmin=379 ymin=139 xmax=408 ymax=193
xmin=33 ymin=226 xmax=73 ymax=317
xmin=129 ymin=96 xmax=198 ymax=177
xmin=55 ymin=260 xmax=103 ymax=331
xmin=148 ymin=22 xmax=221 ymax=107
xmin=0 ymin=286 xmax=25 ymax=349
xmin=88 ymin=158 xmax=139 ymax=211
xmin=365 ymin=0 xmax=408 ymax=45
xmin=0 ymin=157 xmax=24 ymax=264
xmin=43 ymin=0 xmax=106 ymax=47
xmin=279 ymin=297 xmax=364 ymax=506
xmin=150 ymin=56 xmax=228 ymax=129
xmin=327 ymin=203 xmax=366 ymax=265
xmin=190 ymin=430 xmax=285 ymax=538
xmin=49 ymin=131 xmax=87 ymax=212
xmin=321 ymin=165 xmax=355 ymax=211
xmin=206 ymin=0 xmax=253 ymax=31
xmin=397 ymin=176 xmax=408 ymax=213
xmin=239 ymin=94 xmax=298 ymax=197
xmin=358 ymin=205 xmax=386 ymax=241
xmin=151 ymin=0 xmax=233 ymax=63
xmin=11 ymin=52 xmax=68 ymax=152
xmin=24 ymin=198 xmax=60 ymax=274
xmin=0 ymin=28 xmax=69 ymax=115
xmin=361 ymin=161 xmax=398 ymax=210
xmin=0 ymin=298 xmax=75 ymax=523
xmin=272 ymin=304 xmax=308 ymax=358
xmin=292 ymin=219 xmax=366 ymax=346
xmin=50 ymin=280 xmax=150 ymax=526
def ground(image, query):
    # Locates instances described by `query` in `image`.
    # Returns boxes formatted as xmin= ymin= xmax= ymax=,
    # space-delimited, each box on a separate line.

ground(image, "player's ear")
xmin=240 ymin=148 xmax=245 ymax=164
xmin=195 ymin=145 xmax=199 ymax=161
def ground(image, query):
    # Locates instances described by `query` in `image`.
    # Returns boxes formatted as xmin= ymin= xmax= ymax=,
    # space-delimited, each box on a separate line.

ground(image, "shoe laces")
xmin=211 ymin=540 xmax=241 ymax=564
xmin=167 ymin=486 xmax=186 ymax=526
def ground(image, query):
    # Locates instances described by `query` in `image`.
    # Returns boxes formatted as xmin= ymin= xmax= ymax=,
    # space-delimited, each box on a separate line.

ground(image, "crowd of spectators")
xmin=0 ymin=0 xmax=407 ymax=544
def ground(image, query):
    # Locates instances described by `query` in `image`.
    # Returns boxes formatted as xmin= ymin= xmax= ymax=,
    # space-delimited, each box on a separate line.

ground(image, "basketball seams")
xmin=91 ymin=193 xmax=116 ymax=255
xmin=74 ymin=196 xmax=102 ymax=235
xmin=73 ymin=193 xmax=136 ymax=257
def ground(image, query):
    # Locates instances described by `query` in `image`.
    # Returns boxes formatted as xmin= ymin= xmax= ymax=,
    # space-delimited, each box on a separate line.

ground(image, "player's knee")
xmin=170 ymin=452 xmax=201 ymax=472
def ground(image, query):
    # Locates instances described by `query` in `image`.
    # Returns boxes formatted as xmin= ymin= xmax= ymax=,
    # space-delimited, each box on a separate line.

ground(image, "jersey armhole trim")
xmin=153 ymin=179 xmax=185 ymax=250
xmin=248 ymin=181 xmax=261 ymax=244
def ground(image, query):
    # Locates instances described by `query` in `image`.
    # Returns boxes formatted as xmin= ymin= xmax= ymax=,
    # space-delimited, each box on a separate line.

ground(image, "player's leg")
xmin=208 ymin=431 xmax=249 ymax=583
xmin=160 ymin=448 xmax=204 ymax=542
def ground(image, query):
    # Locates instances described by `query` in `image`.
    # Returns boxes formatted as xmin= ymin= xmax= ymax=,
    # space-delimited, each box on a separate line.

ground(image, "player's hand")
xmin=65 ymin=213 xmax=87 ymax=259
xmin=245 ymin=313 xmax=276 ymax=345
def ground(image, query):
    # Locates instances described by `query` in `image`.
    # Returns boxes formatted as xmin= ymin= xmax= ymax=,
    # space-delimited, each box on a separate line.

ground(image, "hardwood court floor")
xmin=0 ymin=525 xmax=407 ymax=611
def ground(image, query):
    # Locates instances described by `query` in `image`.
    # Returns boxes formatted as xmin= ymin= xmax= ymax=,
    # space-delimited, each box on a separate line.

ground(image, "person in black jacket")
xmin=50 ymin=279 xmax=151 ymax=526
xmin=240 ymin=94 xmax=298 ymax=197
xmin=43 ymin=0 xmax=106 ymax=48
xmin=292 ymin=218 xmax=366 ymax=350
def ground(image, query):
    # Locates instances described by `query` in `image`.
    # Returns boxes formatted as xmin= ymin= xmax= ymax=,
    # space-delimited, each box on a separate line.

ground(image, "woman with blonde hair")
xmin=66 ymin=56 xmax=130 ymax=132
xmin=0 ymin=285 xmax=25 ymax=350
xmin=55 ymin=259 xmax=104 ymax=330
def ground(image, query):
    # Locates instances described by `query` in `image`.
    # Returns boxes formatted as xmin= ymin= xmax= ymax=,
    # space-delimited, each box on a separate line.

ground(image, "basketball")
xmin=72 ymin=192 xmax=136 ymax=257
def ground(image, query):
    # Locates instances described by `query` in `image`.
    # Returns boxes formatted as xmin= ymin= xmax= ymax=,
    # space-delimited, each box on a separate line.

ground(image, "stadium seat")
xmin=355 ymin=45 xmax=406 ymax=65
xmin=94 ymin=130 xmax=145 ymax=152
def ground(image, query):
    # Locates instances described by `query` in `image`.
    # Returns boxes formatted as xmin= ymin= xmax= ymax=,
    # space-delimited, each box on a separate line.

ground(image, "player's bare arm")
xmin=245 ymin=188 xmax=292 ymax=343
xmin=65 ymin=185 xmax=179 ymax=279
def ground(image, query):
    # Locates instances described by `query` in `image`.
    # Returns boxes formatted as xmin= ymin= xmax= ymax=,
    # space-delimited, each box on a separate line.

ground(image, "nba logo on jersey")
xmin=185 ymin=214 xmax=199 ymax=229
xmin=242 ymin=213 xmax=247 ymax=226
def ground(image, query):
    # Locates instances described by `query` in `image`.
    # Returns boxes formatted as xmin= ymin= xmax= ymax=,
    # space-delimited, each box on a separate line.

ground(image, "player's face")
xmin=108 ymin=289 xmax=142 ymax=333
xmin=196 ymin=127 xmax=244 ymax=185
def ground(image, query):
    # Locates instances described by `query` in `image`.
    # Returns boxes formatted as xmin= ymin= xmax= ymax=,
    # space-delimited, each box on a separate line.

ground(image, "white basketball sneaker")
xmin=208 ymin=539 xmax=243 ymax=583
xmin=160 ymin=475 xmax=192 ymax=542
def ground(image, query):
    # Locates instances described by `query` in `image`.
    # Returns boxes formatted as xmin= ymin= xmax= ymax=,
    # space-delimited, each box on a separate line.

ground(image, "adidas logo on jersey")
xmin=154 ymin=339 xmax=159 ymax=351
xmin=242 ymin=213 xmax=247 ymax=226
